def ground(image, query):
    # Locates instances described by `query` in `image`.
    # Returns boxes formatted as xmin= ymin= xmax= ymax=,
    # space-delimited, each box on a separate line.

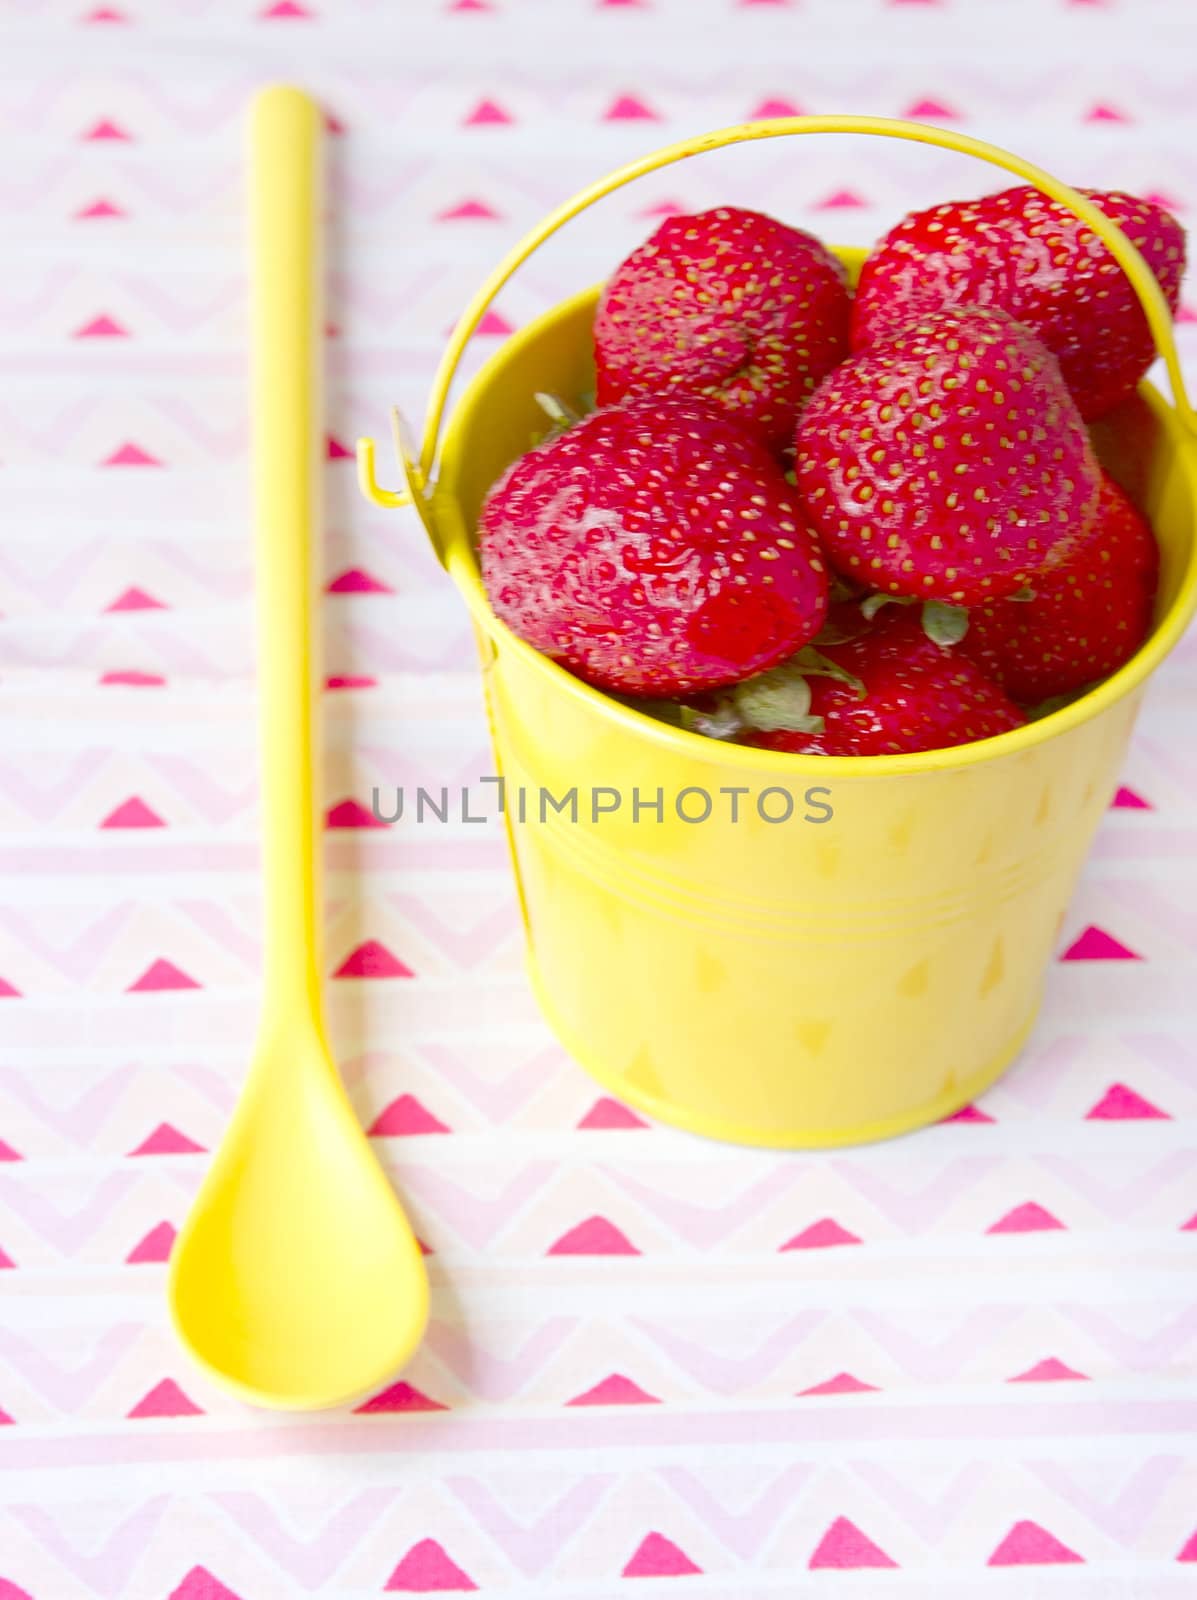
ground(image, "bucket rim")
xmin=435 ymin=283 xmax=1197 ymax=781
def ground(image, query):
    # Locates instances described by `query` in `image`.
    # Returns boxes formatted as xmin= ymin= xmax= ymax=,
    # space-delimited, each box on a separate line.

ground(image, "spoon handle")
xmin=248 ymin=87 xmax=325 ymax=1027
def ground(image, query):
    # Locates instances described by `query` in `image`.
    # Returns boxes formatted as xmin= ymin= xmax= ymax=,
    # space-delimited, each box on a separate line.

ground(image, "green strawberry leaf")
xmin=679 ymin=700 xmax=743 ymax=739
xmin=791 ymin=645 xmax=866 ymax=699
xmin=922 ymin=600 xmax=970 ymax=646
xmin=731 ymin=663 xmax=813 ymax=732
xmin=633 ymin=697 xmax=687 ymax=728
xmin=812 ymin=619 xmax=862 ymax=646
xmin=1025 ymin=689 xmax=1084 ymax=721
xmin=861 ymin=592 xmax=915 ymax=621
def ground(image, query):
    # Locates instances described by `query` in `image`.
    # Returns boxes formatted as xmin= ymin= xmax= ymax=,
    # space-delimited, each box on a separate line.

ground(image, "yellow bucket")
xmin=359 ymin=116 xmax=1197 ymax=1148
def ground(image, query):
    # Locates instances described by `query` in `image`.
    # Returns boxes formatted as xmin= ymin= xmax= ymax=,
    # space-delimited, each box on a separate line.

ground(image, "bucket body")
xmin=429 ymin=278 xmax=1197 ymax=1147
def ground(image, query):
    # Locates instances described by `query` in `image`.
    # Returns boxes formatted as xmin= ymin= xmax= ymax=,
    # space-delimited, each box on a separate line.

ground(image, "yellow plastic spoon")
xmin=167 ymin=85 xmax=429 ymax=1410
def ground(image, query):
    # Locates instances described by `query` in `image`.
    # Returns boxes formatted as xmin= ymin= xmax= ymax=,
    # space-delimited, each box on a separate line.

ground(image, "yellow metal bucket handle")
xmin=358 ymin=113 xmax=1196 ymax=519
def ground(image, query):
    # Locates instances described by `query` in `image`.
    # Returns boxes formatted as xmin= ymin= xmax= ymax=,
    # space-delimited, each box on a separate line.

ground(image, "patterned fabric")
xmin=1 ymin=0 xmax=1196 ymax=1593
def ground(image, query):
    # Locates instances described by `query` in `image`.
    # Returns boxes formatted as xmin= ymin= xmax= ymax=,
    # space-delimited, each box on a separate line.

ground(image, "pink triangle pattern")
xmin=260 ymin=0 xmax=313 ymax=15
xmin=450 ymin=0 xmax=494 ymax=10
xmin=126 ymin=1221 xmax=177 ymax=1263
xmin=548 ymin=1216 xmax=640 ymax=1256
xmin=987 ymin=1202 xmax=1065 ymax=1234
xmin=385 ymin=1539 xmax=477 ymax=1592
xmin=476 ymin=308 xmax=514 ymax=336
xmin=169 ymin=1571 xmax=243 ymax=1600
xmin=1060 ymin=926 xmax=1142 ymax=961
xmin=0 ymin=979 xmax=19 ymax=999
xmin=369 ymin=1094 xmax=451 ymax=1136
xmin=1111 ymin=785 xmax=1152 ymax=809
xmin=578 ymin=1096 xmax=649 ymax=1130
xmin=809 ymin=1517 xmax=897 ymax=1570
xmin=567 ymin=1373 xmax=660 ymax=1406
xmin=0 ymin=1140 xmax=21 ymax=1162
xmin=1177 ymin=1529 xmax=1197 ymax=1562
xmin=1086 ymin=1083 xmax=1168 ymax=1120
xmin=128 ymin=1378 xmax=204 ymax=1419
xmin=622 ymin=1532 xmax=702 ymax=1577
xmin=1009 ymin=1357 xmax=1089 ymax=1383
xmin=128 ymin=1123 xmax=205 ymax=1156
xmin=904 ymin=98 xmax=960 ymax=120
xmin=333 ymin=940 xmax=414 ymax=979
xmin=639 ymin=199 xmax=687 ymax=217
xmin=101 ymin=442 xmax=161 ymax=467
xmin=75 ymin=313 xmax=129 ymax=338
xmin=814 ymin=189 xmax=868 ymax=209
xmin=105 ymin=585 xmax=166 ymax=612
xmin=0 ymin=1245 xmax=15 ymax=1269
xmin=446 ymin=308 xmax=515 ymax=337
xmin=76 ymin=197 xmax=126 ymax=219
xmin=101 ymin=669 xmax=165 ymax=686
xmin=326 ymin=435 xmax=354 ymax=460
xmin=603 ymin=94 xmax=659 ymax=121
xmin=780 ymin=1217 xmax=861 ymax=1250
xmin=101 ymin=796 xmax=165 ymax=828
xmin=0 ymin=1407 xmax=14 ymax=1425
xmin=751 ymin=97 xmax=802 ymax=118
xmin=126 ymin=959 xmax=200 ymax=993
xmin=438 ymin=198 xmax=502 ymax=220
xmin=327 ymin=567 xmax=393 ymax=594
xmin=355 ymin=1381 xmax=448 ymax=1415
xmin=463 ymin=98 xmax=513 ymax=126
xmin=83 ymin=118 xmax=132 ymax=141
xmin=799 ymin=1372 xmax=878 ymax=1396
xmin=326 ymin=798 xmax=385 ymax=829
xmin=989 ymin=1521 xmax=1084 ymax=1566
xmin=943 ymin=1102 xmax=995 ymax=1123
xmin=1085 ymin=103 xmax=1130 ymax=123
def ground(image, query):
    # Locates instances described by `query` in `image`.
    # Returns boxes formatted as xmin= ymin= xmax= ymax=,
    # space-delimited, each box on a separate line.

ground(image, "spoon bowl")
xmin=170 ymin=1026 xmax=428 ymax=1409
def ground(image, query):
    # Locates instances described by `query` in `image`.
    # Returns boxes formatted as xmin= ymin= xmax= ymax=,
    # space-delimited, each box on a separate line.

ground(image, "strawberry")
xmin=794 ymin=305 xmax=1102 ymax=605
xmin=960 ymin=470 xmax=1158 ymax=703
xmin=852 ymin=186 xmax=1186 ymax=419
xmin=594 ymin=207 xmax=851 ymax=450
xmin=479 ymin=396 xmax=830 ymax=698
xmin=734 ymin=605 xmax=1025 ymax=756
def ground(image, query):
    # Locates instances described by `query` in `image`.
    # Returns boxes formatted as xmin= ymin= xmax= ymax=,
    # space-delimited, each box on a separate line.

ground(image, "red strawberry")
xmin=795 ymin=306 xmax=1102 ymax=605
xmin=960 ymin=470 xmax=1158 ymax=703
xmin=736 ymin=606 xmax=1025 ymax=756
xmin=852 ymin=186 xmax=1186 ymax=418
xmin=594 ymin=207 xmax=850 ymax=449
xmin=479 ymin=396 xmax=829 ymax=697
